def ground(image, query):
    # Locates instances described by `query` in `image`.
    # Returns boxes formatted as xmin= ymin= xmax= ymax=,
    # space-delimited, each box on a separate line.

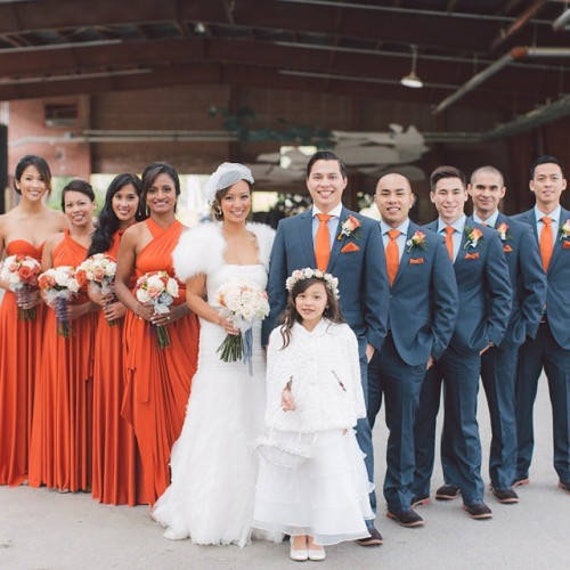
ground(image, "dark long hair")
xmin=87 ymin=173 xmax=143 ymax=256
xmin=278 ymin=276 xmax=344 ymax=348
xmin=14 ymin=155 xmax=52 ymax=195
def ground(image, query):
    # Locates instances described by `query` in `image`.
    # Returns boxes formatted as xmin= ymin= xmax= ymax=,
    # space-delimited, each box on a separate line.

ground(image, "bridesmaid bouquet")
xmin=0 ymin=254 xmax=42 ymax=321
xmin=134 ymin=270 xmax=179 ymax=349
xmin=76 ymin=253 xmax=118 ymax=326
xmin=38 ymin=266 xmax=80 ymax=337
xmin=215 ymin=280 xmax=270 ymax=373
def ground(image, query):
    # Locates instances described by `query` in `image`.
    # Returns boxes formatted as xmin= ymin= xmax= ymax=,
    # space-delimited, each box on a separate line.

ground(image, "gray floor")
xmin=1 ymin=374 xmax=568 ymax=570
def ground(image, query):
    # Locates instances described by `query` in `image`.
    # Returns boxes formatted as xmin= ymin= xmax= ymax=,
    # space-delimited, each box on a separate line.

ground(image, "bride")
xmin=152 ymin=163 xmax=275 ymax=547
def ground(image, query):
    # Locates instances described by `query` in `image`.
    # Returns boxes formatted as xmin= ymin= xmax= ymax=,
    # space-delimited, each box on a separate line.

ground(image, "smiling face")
xmin=530 ymin=162 xmax=567 ymax=213
xmin=306 ymin=159 xmax=347 ymax=213
xmin=16 ymin=165 xmax=49 ymax=202
xmin=430 ymin=176 xmax=468 ymax=225
xmin=294 ymin=281 xmax=328 ymax=330
xmin=112 ymin=183 xmax=140 ymax=225
xmin=63 ymin=190 xmax=96 ymax=228
xmin=145 ymin=172 xmax=177 ymax=215
xmin=375 ymin=173 xmax=415 ymax=228
xmin=219 ymin=179 xmax=252 ymax=224
xmin=468 ymin=169 xmax=505 ymax=220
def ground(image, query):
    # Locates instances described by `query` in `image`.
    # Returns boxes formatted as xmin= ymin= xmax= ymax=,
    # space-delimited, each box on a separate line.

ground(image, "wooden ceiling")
xmin=0 ymin=0 xmax=569 ymax=122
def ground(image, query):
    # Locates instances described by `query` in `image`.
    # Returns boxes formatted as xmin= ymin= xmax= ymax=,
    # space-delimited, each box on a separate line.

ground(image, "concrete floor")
xmin=1 ymin=374 xmax=569 ymax=570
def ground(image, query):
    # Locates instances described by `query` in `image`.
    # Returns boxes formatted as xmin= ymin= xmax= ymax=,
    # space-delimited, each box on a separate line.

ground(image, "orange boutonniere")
xmin=405 ymin=230 xmax=427 ymax=253
xmin=341 ymin=242 xmax=360 ymax=253
xmin=464 ymin=252 xmax=480 ymax=260
xmin=559 ymin=219 xmax=570 ymax=242
xmin=409 ymin=257 xmax=425 ymax=264
xmin=463 ymin=226 xmax=483 ymax=250
xmin=337 ymin=215 xmax=361 ymax=240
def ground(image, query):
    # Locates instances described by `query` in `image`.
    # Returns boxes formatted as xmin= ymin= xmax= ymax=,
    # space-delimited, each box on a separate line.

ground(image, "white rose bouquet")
xmin=0 ymin=254 xmax=42 ymax=321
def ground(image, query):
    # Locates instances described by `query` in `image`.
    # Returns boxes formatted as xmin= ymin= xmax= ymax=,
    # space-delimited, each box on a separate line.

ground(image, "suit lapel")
xmin=548 ymin=208 xmax=570 ymax=273
xmin=328 ymin=207 xmax=349 ymax=273
xmin=392 ymin=222 xmax=416 ymax=286
xmin=298 ymin=210 xmax=317 ymax=268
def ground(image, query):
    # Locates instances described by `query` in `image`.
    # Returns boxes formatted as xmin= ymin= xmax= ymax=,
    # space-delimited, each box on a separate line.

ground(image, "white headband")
xmin=205 ymin=162 xmax=254 ymax=204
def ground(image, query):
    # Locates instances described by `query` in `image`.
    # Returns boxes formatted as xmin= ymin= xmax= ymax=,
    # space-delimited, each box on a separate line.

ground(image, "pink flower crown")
xmin=285 ymin=268 xmax=340 ymax=299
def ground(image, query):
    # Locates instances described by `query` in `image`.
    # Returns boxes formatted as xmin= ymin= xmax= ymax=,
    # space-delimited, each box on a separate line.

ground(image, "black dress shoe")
xmin=558 ymin=480 xmax=570 ymax=493
xmin=411 ymin=496 xmax=431 ymax=508
xmin=464 ymin=502 xmax=493 ymax=520
xmin=491 ymin=487 xmax=519 ymax=504
xmin=435 ymin=484 xmax=461 ymax=500
xmin=387 ymin=508 xmax=425 ymax=528
xmin=355 ymin=526 xmax=383 ymax=546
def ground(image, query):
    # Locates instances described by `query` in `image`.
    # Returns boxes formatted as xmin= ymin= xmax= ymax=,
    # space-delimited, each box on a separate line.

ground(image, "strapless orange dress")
xmin=0 ymin=240 xmax=46 ymax=486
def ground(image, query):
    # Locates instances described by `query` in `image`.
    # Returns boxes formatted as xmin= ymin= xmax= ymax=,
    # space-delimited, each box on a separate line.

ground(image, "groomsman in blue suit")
xmin=412 ymin=165 xmax=512 ymax=520
xmin=512 ymin=155 xmax=570 ymax=493
xmin=466 ymin=166 xmax=546 ymax=505
xmin=368 ymin=172 xmax=458 ymax=528
xmin=264 ymin=150 xmax=389 ymax=545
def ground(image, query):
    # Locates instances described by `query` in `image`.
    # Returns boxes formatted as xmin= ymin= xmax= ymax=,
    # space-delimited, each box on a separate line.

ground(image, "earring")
xmin=215 ymin=205 xmax=223 ymax=217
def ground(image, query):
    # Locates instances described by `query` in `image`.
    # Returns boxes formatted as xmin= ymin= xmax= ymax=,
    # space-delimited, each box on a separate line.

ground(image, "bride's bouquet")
xmin=0 ymin=254 xmax=42 ymax=321
xmin=38 ymin=266 xmax=80 ymax=337
xmin=76 ymin=253 xmax=118 ymax=326
xmin=216 ymin=279 xmax=270 ymax=373
xmin=134 ymin=270 xmax=179 ymax=349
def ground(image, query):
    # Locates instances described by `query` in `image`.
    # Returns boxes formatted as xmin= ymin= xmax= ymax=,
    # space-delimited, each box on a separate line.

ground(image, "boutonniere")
xmin=463 ymin=226 xmax=483 ymax=249
xmin=559 ymin=219 xmax=570 ymax=242
xmin=337 ymin=215 xmax=361 ymax=240
xmin=405 ymin=230 xmax=427 ymax=253
xmin=496 ymin=222 xmax=511 ymax=242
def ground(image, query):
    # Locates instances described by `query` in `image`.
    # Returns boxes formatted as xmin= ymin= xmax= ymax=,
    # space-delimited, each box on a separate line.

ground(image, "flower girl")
xmin=253 ymin=268 xmax=373 ymax=562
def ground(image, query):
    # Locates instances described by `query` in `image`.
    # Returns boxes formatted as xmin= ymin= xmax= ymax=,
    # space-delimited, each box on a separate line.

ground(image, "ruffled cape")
xmin=173 ymin=221 xmax=275 ymax=282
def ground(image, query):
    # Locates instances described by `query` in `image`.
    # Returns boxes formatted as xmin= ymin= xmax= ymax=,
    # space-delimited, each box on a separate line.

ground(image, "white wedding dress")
xmin=153 ymin=222 xmax=274 ymax=547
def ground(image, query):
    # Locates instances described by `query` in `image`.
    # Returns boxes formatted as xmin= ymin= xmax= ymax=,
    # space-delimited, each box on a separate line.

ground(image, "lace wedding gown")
xmin=153 ymin=262 xmax=268 ymax=547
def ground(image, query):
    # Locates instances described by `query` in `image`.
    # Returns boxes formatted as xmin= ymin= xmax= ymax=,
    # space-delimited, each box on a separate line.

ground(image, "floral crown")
xmin=285 ymin=268 xmax=340 ymax=299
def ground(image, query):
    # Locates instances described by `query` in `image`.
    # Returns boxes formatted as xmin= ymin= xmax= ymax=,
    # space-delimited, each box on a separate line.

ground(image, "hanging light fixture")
xmin=401 ymin=45 xmax=424 ymax=89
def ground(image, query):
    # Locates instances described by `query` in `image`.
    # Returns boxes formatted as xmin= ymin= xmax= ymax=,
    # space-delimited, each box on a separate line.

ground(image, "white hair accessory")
xmin=204 ymin=162 xmax=254 ymax=204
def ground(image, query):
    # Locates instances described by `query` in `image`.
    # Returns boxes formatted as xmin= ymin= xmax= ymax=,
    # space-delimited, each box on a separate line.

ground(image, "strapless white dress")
xmin=153 ymin=263 xmax=268 ymax=547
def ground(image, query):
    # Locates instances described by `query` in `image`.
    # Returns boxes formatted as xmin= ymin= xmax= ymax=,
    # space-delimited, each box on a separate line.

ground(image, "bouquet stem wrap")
xmin=55 ymin=296 xmax=71 ymax=337
xmin=16 ymin=284 xmax=37 ymax=321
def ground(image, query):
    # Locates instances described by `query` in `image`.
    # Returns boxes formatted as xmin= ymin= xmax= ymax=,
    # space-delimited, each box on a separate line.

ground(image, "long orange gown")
xmin=122 ymin=218 xmax=199 ymax=505
xmin=91 ymin=231 xmax=147 ymax=505
xmin=28 ymin=231 xmax=98 ymax=492
xmin=0 ymin=240 xmax=46 ymax=486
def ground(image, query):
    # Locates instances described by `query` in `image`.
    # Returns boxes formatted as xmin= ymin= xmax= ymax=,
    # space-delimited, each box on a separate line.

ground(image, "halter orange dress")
xmin=121 ymin=218 xmax=199 ymax=504
xmin=91 ymin=231 xmax=148 ymax=505
xmin=0 ymin=240 xmax=46 ymax=486
xmin=28 ymin=231 xmax=98 ymax=492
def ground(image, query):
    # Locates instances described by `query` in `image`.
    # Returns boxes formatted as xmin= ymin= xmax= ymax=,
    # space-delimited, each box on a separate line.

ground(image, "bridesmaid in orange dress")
xmin=0 ymin=156 xmax=66 ymax=486
xmin=88 ymin=173 xmax=149 ymax=505
xmin=28 ymin=179 xmax=99 ymax=492
xmin=115 ymin=162 xmax=199 ymax=505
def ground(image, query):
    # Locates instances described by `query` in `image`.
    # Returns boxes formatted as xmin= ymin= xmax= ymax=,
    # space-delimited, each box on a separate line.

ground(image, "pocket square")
xmin=563 ymin=241 xmax=570 ymax=249
xmin=464 ymin=252 xmax=480 ymax=260
xmin=341 ymin=242 xmax=360 ymax=253
xmin=409 ymin=257 xmax=425 ymax=264
xmin=503 ymin=244 xmax=513 ymax=253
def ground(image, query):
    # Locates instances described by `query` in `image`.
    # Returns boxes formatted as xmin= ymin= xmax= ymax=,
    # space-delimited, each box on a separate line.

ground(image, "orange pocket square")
xmin=409 ymin=257 xmax=425 ymax=264
xmin=464 ymin=252 xmax=480 ymax=260
xmin=341 ymin=242 xmax=360 ymax=253
xmin=563 ymin=241 xmax=570 ymax=249
xmin=503 ymin=244 xmax=513 ymax=253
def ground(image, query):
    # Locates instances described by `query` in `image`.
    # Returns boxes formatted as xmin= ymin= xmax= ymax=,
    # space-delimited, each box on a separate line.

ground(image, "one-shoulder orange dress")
xmin=91 ymin=231 xmax=147 ymax=505
xmin=121 ymin=219 xmax=199 ymax=505
xmin=0 ymin=240 xmax=46 ymax=486
xmin=28 ymin=231 xmax=98 ymax=492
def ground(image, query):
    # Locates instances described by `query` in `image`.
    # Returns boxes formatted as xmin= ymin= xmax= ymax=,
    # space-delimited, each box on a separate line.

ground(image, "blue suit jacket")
xmin=492 ymin=213 xmax=546 ymax=346
xmin=423 ymin=218 xmax=512 ymax=354
xmin=388 ymin=222 xmax=458 ymax=365
xmin=263 ymin=207 xmax=389 ymax=350
xmin=513 ymin=207 xmax=570 ymax=350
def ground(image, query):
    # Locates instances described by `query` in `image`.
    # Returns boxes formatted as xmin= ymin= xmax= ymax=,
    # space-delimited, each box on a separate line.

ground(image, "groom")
xmin=263 ymin=150 xmax=389 ymax=545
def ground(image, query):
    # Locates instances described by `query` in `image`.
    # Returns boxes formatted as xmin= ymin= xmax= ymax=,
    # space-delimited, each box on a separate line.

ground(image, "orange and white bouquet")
xmin=216 ymin=279 xmax=270 ymax=371
xmin=76 ymin=253 xmax=118 ymax=325
xmin=0 ymin=254 xmax=42 ymax=321
xmin=38 ymin=266 xmax=80 ymax=336
xmin=134 ymin=270 xmax=179 ymax=349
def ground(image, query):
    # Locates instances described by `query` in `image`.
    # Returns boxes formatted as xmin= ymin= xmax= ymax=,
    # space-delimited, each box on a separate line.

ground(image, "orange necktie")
xmin=540 ymin=216 xmax=554 ymax=272
xmin=315 ymin=213 xmax=332 ymax=270
xmin=386 ymin=229 xmax=400 ymax=286
xmin=445 ymin=225 xmax=455 ymax=261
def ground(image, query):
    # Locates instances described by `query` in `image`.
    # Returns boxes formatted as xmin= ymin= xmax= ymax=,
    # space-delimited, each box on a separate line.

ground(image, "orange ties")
xmin=540 ymin=216 xmax=554 ymax=271
xmin=315 ymin=213 xmax=332 ymax=270
xmin=445 ymin=225 xmax=455 ymax=261
xmin=386 ymin=229 xmax=400 ymax=286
